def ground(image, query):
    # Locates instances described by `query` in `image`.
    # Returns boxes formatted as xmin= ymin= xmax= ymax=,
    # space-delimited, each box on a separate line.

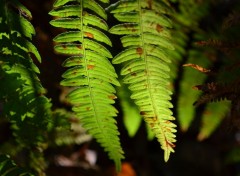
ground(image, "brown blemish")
xmin=108 ymin=95 xmax=117 ymax=99
xmin=85 ymin=32 xmax=94 ymax=39
xmin=147 ymin=0 xmax=153 ymax=9
xmin=77 ymin=45 xmax=82 ymax=49
xmin=166 ymin=141 xmax=176 ymax=148
xmin=156 ymin=24 xmax=163 ymax=33
xmin=150 ymin=123 xmax=154 ymax=128
xmin=140 ymin=111 xmax=146 ymax=115
xmin=136 ymin=47 xmax=143 ymax=56
xmin=165 ymin=120 xmax=171 ymax=124
xmin=87 ymin=65 xmax=95 ymax=70
xmin=131 ymin=72 xmax=137 ymax=76
xmin=153 ymin=116 xmax=157 ymax=121
xmin=123 ymin=23 xmax=137 ymax=32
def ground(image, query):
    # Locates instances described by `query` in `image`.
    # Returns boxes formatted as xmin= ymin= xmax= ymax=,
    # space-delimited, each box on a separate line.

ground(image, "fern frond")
xmin=0 ymin=0 xmax=52 ymax=146
xmin=222 ymin=11 xmax=240 ymax=31
xmin=109 ymin=0 xmax=176 ymax=161
xmin=196 ymin=39 xmax=240 ymax=54
xmin=197 ymin=102 xmax=230 ymax=141
xmin=49 ymin=0 xmax=124 ymax=170
xmin=0 ymin=155 xmax=34 ymax=176
xmin=193 ymin=82 xmax=239 ymax=106
xmin=169 ymin=0 xmax=210 ymax=84
xmin=177 ymin=49 xmax=211 ymax=131
xmin=48 ymin=109 xmax=92 ymax=146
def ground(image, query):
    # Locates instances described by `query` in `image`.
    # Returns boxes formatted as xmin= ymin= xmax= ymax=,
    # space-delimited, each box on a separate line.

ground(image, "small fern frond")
xmin=48 ymin=109 xmax=92 ymax=146
xmin=196 ymin=39 xmax=240 ymax=54
xmin=0 ymin=0 xmax=52 ymax=146
xmin=197 ymin=102 xmax=230 ymax=141
xmin=49 ymin=0 xmax=124 ymax=170
xmin=0 ymin=155 xmax=34 ymax=176
xmin=222 ymin=11 xmax=240 ymax=31
xmin=193 ymin=82 xmax=239 ymax=106
xmin=108 ymin=0 xmax=176 ymax=161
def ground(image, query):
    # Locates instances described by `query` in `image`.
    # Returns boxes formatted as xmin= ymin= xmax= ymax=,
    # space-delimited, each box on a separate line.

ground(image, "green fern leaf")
xmin=109 ymin=0 xmax=176 ymax=162
xmin=50 ymin=0 xmax=124 ymax=170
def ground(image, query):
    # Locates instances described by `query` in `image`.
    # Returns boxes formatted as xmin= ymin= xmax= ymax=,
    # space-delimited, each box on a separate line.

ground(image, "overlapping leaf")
xmin=108 ymin=0 xmax=176 ymax=161
xmin=177 ymin=49 xmax=211 ymax=131
xmin=0 ymin=0 xmax=52 ymax=146
xmin=49 ymin=0 xmax=124 ymax=170
xmin=167 ymin=0 xmax=212 ymax=132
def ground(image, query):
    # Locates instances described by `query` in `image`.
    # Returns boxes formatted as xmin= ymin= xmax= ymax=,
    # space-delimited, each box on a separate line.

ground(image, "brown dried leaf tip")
xmin=183 ymin=63 xmax=211 ymax=73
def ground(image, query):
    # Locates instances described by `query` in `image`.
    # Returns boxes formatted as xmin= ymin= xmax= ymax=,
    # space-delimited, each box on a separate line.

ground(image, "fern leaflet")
xmin=49 ymin=0 xmax=124 ymax=170
xmin=108 ymin=0 xmax=176 ymax=161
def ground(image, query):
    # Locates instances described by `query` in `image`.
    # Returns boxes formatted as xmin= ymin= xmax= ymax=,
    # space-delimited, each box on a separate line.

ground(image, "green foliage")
xmin=117 ymin=82 xmax=142 ymax=137
xmin=0 ymin=155 xmax=33 ymax=176
xmin=177 ymin=48 xmax=211 ymax=131
xmin=0 ymin=0 xmax=52 ymax=147
xmin=48 ymin=109 xmax=92 ymax=146
xmin=0 ymin=0 xmax=50 ymax=152
xmin=1 ymin=0 xmax=240 ymax=174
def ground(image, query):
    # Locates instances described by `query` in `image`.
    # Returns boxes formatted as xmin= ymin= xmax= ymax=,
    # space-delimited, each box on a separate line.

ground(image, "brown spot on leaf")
xmin=147 ymin=0 xmax=153 ymax=9
xmin=62 ymin=45 xmax=67 ymax=49
xmin=156 ymin=24 xmax=163 ymax=33
xmin=136 ymin=47 xmax=143 ymax=56
xmin=108 ymin=95 xmax=117 ymax=99
xmin=131 ymin=72 xmax=137 ymax=76
xmin=123 ymin=23 xmax=137 ymax=32
xmin=153 ymin=116 xmax=157 ymax=121
xmin=140 ymin=111 xmax=146 ymax=115
xmin=166 ymin=141 xmax=176 ymax=148
xmin=86 ymin=107 xmax=91 ymax=111
xmin=87 ymin=65 xmax=95 ymax=70
xmin=77 ymin=45 xmax=82 ymax=49
xmin=132 ymin=28 xmax=137 ymax=32
xmin=85 ymin=32 xmax=94 ymax=39
xmin=165 ymin=120 xmax=171 ymax=124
